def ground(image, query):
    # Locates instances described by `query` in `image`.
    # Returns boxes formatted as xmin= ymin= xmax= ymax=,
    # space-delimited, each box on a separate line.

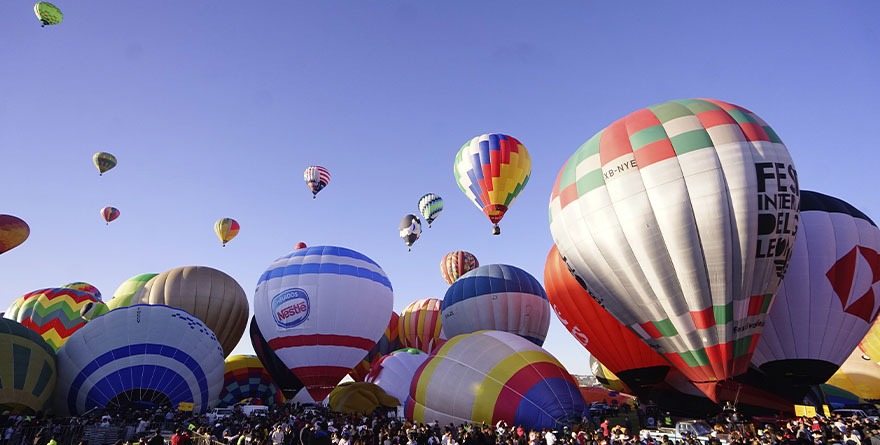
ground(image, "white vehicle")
xmin=240 ymin=405 xmax=269 ymax=417
xmin=832 ymin=409 xmax=880 ymax=422
xmin=206 ymin=407 xmax=234 ymax=422
xmin=643 ymin=420 xmax=728 ymax=445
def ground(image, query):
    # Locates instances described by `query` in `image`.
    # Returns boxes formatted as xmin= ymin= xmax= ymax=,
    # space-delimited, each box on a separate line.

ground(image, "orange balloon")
xmin=0 ymin=215 xmax=29 ymax=255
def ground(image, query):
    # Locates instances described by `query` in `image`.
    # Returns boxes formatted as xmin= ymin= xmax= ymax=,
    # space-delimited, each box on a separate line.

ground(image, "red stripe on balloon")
xmin=493 ymin=361 xmax=570 ymax=423
xmin=267 ymin=334 xmax=374 ymax=351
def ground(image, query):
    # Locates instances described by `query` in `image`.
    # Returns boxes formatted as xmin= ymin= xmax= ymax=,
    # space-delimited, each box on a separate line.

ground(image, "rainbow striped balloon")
xmin=398 ymin=298 xmax=446 ymax=354
xmin=219 ymin=355 xmax=285 ymax=407
xmin=406 ymin=330 xmax=586 ymax=430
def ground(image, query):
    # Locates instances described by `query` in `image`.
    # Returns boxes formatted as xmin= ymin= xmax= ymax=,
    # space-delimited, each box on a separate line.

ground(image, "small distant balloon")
xmin=304 ymin=166 xmax=330 ymax=199
xmin=294 ymin=242 xmax=307 ymax=250
xmin=399 ymin=214 xmax=421 ymax=251
xmin=215 ymin=218 xmax=240 ymax=247
xmin=34 ymin=2 xmax=62 ymax=27
xmin=0 ymin=215 xmax=30 ymax=255
xmin=92 ymin=152 xmax=116 ymax=176
xmin=100 ymin=207 xmax=120 ymax=225
xmin=417 ymin=194 xmax=443 ymax=228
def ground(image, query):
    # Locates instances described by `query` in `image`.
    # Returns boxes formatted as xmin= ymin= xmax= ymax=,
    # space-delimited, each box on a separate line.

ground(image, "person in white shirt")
xmin=545 ymin=430 xmax=557 ymax=445
xmin=271 ymin=425 xmax=285 ymax=445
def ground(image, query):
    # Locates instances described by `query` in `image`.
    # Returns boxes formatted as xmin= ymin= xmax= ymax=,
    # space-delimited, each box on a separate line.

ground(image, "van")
xmin=240 ymin=405 xmax=269 ymax=417
xmin=206 ymin=407 xmax=234 ymax=421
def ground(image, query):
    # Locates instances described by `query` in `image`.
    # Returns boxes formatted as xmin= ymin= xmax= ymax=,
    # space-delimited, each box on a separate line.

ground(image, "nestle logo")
xmin=272 ymin=288 xmax=310 ymax=328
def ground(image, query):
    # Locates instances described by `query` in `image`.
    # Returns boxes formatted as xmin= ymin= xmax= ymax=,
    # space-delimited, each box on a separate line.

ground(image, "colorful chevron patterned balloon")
xmin=5 ymin=288 xmax=102 ymax=350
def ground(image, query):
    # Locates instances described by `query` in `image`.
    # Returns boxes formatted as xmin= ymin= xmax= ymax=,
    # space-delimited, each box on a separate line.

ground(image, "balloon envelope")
xmin=399 ymin=214 xmax=421 ymax=250
xmin=825 ymin=347 xmax=880 ymax=401
xmin=442 ymin=264 xmax=551 ymax=346
xmin=544 ymin=245 xmax=670 ymax=389
xmin=101 ymin=207 xmax=120 ymax=224
xmin=350 ymin=311 xmax=401 ymax=382
xmin=248 ymin=315 xmax=304 ymax=398
xmin=5 ymin=288 xmax=102 ymax=350
xmin=753 ymin=191 xmax=880 ymax=385
xmin=123 ymin=266 xmax=249 ymax=357
xmin=398 ymin=298 xmax=446 ymax=354
xmin=107 ymin=273 xmax=158 ymax=311
xmin=454 ymin=133 xmax=531 ymax=234
xmin=53 ymin=305 xmax=225 ymax=415
xmin=61 ymin=282 xmax=101 ymax=301
xmin=440 ymin=251 xmax=479 ymax=285
xmin=219 ymin=355 xmax=285 ymax=407
xmin=92 ymin=152 xmax=116 ymax=175
xmin=418 ymin=193 xmax=444 ymax=227
xmin=215 ymin=218 xmax=240 ymax=246
xmin=0 ymin=215 xmax=30 ymax=255
xmin=328 ymin=382 xmax=398 ymax=415
xmin=366 ymin=347 xmax=429 ymax=406
xmin=406 ymin=330 xmax=586 ymax=431
xmin=253 ymin=245 xmax=394 ymax=402
xmin=859 ymin=319 xmax=880 ymax=365
xmin=0 ymin=318 xmax=56 ymax=414
xmin=34 ymin=2 xmax=62 ymax=26
xmin=549 ymin=98 xmax=799 ymax=396
xmin=304 ymin=166 xmax=331 ymax=198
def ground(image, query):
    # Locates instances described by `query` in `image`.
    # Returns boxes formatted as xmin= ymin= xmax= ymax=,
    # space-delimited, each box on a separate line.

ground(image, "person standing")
xmin=272 ymin=426 xmax=285 ymax=445
xmin=148 ymin=430 xmax=165 ymax=445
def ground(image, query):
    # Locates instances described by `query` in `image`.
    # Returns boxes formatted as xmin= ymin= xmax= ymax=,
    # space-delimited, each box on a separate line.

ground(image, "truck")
xmin=643 ymin=420 xmax=728 ymax=445
xmin=240 ymin=405 xmax=269 ymax=417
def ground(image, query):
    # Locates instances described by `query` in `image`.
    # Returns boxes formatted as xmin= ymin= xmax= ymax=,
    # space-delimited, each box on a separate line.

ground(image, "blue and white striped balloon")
xmin=54 ymin=305 xmax=225 ymax=415
xmin=442 ymin=264 xmax=551 ymax=346
xmin=418 ymin=193 xmax=444 ymax=227
xmin=253 ymin=245 xmax=394 ymax=402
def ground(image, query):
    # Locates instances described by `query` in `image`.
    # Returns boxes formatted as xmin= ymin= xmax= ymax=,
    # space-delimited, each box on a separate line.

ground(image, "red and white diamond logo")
xmin=826 ymin=246 xmax=880 ymax=323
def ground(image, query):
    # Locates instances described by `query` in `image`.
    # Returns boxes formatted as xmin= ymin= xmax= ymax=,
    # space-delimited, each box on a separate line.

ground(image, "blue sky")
xmin=2 ymin=1 xmax=879 ymax=376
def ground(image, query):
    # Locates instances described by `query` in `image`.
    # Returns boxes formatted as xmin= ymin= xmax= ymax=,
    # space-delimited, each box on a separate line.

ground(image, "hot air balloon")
xmin=365 ymin=347 xmax=429 ymax=406
xmin=399 ymin=214 xmax=421 ymax=251
xmin=253 ymin=245 xmax=394 ymax=402
xmin=215 ymin=218 xmax=240 ymax=247
xmin=0 ymin=318 xmax=56 ymax=414
xmin=328 ymin=382 xmax=399 ymax=414
xmin=100 ymin=206 xmax=120 ymax=225
xmin=406 ymin=330 xmax=587 ymax=431
xmin=454 ymin=133 xmax=531 ymax=235
xmin=350 ymin=311 xmax=401 ymax=382
xmin=859 ymin=319 xmax=880 ymax=364
xmin=106 ymin=273 xmax=158 ymax=311
xmin=79 ymin=301 xmax=109 ymax=322
xmin=440 ymin=251 xmax=479 ymax=285
xmin=304 ymin=166 xmax=331 ymax=199
xmin=589 ymin=356 xmax=631 ymax=393
xmin=61 ymin=282 xmax=101 ymax=300
xmin=249 ymin=316 xmax=304 ymax=399
xmin=219 ymin=355 xmax=285 ymax=407
xmin=295 ymin=242 xmax=308 ymax=250
xmin=752 ymin=191 xmax=880 ymax=385
xmin=53 ymin=305 xmax=225 ymax=415
xmin=544 ymin=245 xmax=671 ymax=389
xmin=120 ymin=266 xmax=249 ymax=357
xmin=398 ymin=298 xmax=446 ymax=354
xmin=92 ymin=152 xmax=116 ymax=175
xmin=34 ymin=2 xmax=62 ymax=27
xmin=549 ymin=98 xmax=799 ymax=402
xmin=0 ymin=215 xmax=29 ymax=255
xmin=5 ymin=288 xmax=102 ymax=351
xmin=825 ymin=347 xmax=880 ymax=401
xmin=442 ymin=264 xmax=551 ymax=346
xmin=417 ymin=194 xmax=443 ymax=228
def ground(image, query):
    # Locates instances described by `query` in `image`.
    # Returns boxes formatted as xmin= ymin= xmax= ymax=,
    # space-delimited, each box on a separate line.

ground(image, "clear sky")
xmin=2 ymin=1 xmax=879 ymax=376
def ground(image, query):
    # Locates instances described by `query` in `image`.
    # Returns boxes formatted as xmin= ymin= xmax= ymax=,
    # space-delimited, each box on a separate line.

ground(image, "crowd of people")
xmin=2 ymin=402 xmax=879 ymax=445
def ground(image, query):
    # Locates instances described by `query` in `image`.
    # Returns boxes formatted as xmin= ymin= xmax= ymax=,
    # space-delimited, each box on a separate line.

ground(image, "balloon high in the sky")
xmin=350 ymin=311 xmax=401 ymax=382
xmin=544 ymin=246 xmax=671 ymax=389
xmin=53 ymin=305 xmax=225 ymax=415
xmin=253 ymin=245 xmax=394 ymax=402
xmin=33 ymin=2 xmax=62 ymax=27
xmin=92 ymin=152 xmax=116 ymax=175
xmin=100 ymin=207 xmax=120 ymax=225
xmin=0 ymin=215 xmax=30 ymax=255
xmin=442 ymin=264 xmax=551 ymax=346
xmin=417 ymin=193 xmax=443 ymax=228
xmin=219 ymin=355 xmax=285 ymax=407
xmin=440 ymin=251 xmax=479 ymax=285
xmin=753 ymin=191 xmax=880 ymax=385
xmin=121 ymin=266 xmax=249 ymax=357
xmin=454 ymin=133 xmax=531 ymax=235
xmin=406 ymin=330 xmax=586 ymax=431
xmin=304 ymin=165 xmax=331 ymax=199
xmin=549 ymin=98 xmax=799 ymax=401
xmin=399 ymin=214 xmax=421 ymax=251
xmin=214 ymin=218 xmax=240 ymax=247
xmin=398 ymin=298 xmax=446 ymax=354
xmin=0 ymin=318 xmax=56 ymax=414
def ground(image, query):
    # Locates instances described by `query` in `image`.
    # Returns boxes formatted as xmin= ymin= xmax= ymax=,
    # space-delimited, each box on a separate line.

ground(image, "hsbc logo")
xmin=827 ymin=246 xmax=880 ymax=323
